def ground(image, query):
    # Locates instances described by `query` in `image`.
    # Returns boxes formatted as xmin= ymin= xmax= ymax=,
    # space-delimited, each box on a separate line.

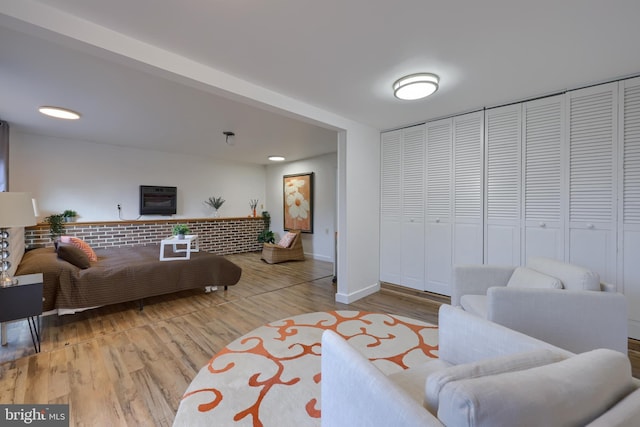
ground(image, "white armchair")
xmin=452 ymin=257 xmax=628 ymax=354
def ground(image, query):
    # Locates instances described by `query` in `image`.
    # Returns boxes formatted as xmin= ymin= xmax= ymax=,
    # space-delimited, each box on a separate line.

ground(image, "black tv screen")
xmin=139 ymin=185 xmax=177 ymax=215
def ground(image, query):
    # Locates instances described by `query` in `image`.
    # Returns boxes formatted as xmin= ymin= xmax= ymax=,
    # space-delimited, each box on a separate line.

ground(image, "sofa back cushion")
xmin=506 ymin=266 xmax=563 ymax=289
xmin=425 ymin=349 xmax=566 ymax=414
xmin=437 ymin=348 xmax=634 ymax=427
xmin=527 ymin=257 xmax=600 ymax=291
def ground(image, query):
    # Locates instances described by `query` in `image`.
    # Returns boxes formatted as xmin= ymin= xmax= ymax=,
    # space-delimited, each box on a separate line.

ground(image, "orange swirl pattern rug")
xmin=173 ymin=310 xmax=439 ymax=427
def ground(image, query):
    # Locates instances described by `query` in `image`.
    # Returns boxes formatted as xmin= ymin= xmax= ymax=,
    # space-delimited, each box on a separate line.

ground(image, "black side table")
xmin=0 ymin=273 xmax=43 ymax=353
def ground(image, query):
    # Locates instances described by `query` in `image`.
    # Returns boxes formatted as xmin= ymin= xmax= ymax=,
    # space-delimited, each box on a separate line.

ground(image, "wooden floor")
xmin=0 ymin=252 xmax=638 ymax=426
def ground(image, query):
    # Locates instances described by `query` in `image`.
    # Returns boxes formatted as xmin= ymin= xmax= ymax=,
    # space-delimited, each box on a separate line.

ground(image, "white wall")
xmin=9 ymin=130 xmax=267 ymax=221
xmin=265 ymin=152 xmax=337 ymax=262
xmin=336 ymin=127 xmax=381 ymax=303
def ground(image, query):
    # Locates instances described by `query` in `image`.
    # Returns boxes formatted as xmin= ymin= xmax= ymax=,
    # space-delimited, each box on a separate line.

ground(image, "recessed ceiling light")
xmin=38 ymin=106 xmax=81 ymax=120
xmin=393 ymin=73 xmax=439 ymax=100
xmin=268 ymin=156 xmax=286 ymax=162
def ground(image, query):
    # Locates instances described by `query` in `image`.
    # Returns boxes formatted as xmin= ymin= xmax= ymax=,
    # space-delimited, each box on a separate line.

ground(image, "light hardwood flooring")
xmin=0 ymin=252 xmax=638 ymax=426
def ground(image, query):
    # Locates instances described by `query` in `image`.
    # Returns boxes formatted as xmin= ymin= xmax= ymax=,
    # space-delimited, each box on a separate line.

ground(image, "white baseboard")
xmin=629 ymin=319 xmax=640 ymax=341
xmin=305 ymin=252 xmax=333 ymax=263
xmin=335 ymin=282 xmax=380 ymax=304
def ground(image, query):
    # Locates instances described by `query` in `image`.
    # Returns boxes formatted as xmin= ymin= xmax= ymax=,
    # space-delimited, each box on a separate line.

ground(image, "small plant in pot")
xmin=257 ymin=211 xmax=275 ymax=243
xmin=62 ymin=210 xmax=78 ymax=222
xmin=172 ymin=224 xmax=190 ymax=239
xmin=44 ymin=214 xmax=65 ymax=240
xmin=204 ymin=196 xmax=225 ymax=217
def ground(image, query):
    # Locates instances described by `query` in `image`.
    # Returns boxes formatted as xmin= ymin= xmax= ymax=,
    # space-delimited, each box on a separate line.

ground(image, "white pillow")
xmin=527 ymin=257 xmax=600 ymax=291
xmin=277 ymin=232 xmax=297 ymax=248
xmin=425 ymin=349 xmax=566 ymax=413
xmin=437 ymin=349 xmax=634 ymax=427
xmin=507 ymin=266 xmax=563 ymax=289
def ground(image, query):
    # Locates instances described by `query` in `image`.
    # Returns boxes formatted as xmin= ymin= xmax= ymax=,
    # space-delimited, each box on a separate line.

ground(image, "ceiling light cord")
xmin=223 ymin=131 xmax=235 ymax=145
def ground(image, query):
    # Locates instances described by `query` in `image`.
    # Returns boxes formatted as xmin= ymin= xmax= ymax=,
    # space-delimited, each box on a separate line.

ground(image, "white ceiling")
xmin=2 ymin=0 xmax=640 ymax=165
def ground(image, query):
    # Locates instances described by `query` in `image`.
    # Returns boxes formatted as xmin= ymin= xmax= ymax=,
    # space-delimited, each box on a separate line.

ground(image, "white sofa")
xmin=321 ymin=305 xmax=640 ymax=427
xmin=452 ymin=257 xmax=628 ymax=354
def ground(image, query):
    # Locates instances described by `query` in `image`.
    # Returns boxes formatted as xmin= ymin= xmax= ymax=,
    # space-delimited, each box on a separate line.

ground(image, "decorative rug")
xmin=173 ymin=310 xmax=438 ymax=427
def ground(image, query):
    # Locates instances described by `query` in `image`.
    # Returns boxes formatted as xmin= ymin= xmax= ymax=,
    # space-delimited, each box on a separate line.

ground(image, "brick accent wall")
xmin=25 ymin=217 xmax=265 ymax=255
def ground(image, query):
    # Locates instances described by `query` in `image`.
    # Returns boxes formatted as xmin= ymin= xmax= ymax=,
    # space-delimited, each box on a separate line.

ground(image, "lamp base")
xmin=0 ymin=271 xmax=16 ymax=288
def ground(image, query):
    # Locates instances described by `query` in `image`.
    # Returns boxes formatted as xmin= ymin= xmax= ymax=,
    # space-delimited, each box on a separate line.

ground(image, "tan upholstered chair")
xmin=261 ymin=230 xmax=305 ymax=264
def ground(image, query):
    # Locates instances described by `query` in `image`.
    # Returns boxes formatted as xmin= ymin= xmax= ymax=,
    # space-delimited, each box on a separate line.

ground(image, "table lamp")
xmin=0 ymin=192 xmax=36 ymax=286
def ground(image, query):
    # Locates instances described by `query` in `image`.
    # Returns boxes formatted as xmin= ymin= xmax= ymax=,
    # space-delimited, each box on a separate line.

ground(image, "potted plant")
xmin=258 ymin=229 xmax=275 ymax=244
xmin=204 ymin=196 xmax=225 ymax=218
xmin=172 ymin=224 xmax=190 ymax=240
xmin=62 ymin=209 xmax=78 ymax=222
xmin=258 ymin=211 xmax=275 ymax=243
xmin=44 ymin=214 xmax=65 ymax=240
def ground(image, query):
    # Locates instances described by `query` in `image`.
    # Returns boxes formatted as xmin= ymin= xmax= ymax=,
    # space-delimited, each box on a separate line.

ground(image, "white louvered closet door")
xmin=522 ymin=95 xmax=565 ymax=262
xmin=425 ymin=118 xmax=452 ymax=295
xmin=379 ymin=130 xmax=402 ymax=284
xmin=620 ymin=77 xmax=640 ymax=339
xmin=485 ymin=105 xmax=522 ymax=265
xmin=400 ymin=125 xmax=426 ymax=290
xmin=453 ymin=111 xmax=484 ymax=266
xmin=566 ymin=83 xmax=617 ymax=283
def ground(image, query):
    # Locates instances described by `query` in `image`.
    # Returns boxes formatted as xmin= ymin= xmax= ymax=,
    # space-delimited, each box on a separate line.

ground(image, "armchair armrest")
xmin=487 ymin=287 xmax=628 ymax=354
xmin=451 ymin=265 xmax=515 ymax=306
xmin=437 ymin=305 xmax=571 ymax=366
xmin=321 ymin=330 xmax=443 ymax=427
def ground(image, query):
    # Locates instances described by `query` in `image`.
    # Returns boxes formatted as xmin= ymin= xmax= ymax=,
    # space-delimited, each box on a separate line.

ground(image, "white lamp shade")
xmin=0 ymin=192 xmax=37 ymax=227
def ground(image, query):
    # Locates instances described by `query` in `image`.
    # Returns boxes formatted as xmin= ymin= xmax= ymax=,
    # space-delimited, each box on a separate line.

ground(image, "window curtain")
xmin=0 ymin=120 xmax=8 ymax=191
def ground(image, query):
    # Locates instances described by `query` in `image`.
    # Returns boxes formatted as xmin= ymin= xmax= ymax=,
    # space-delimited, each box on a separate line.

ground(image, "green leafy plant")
xmin=258 ymin=211 xmax=275 ymax=243
xmin=44 ymin=214 xmax=65 ymax=240
xmin=258 ymin=229 xmax=275 ymax=244
xmin=62 ymin=209 xmax=77 ymax=218
xmin=172 ymin=224 xmax=190 ymax=236
xmin=204 ymin=196 xmax=225 ymax=210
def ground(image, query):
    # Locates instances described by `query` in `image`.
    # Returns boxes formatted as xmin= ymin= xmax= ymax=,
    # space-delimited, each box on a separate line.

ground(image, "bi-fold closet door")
xmin=380 ymin=113 xmax=484 ymax=294
xmin=484 ymin=95 xmax=567 ymax=265
xmin=483 ymin=84 xmax=618 ymax=278
xmin=379 ymin=125 xmax=425 ymax=290
xmin=620 ymin=77 xmax=640 ymax=339
xmin=424 ymin=112 xmax=484 ymax=295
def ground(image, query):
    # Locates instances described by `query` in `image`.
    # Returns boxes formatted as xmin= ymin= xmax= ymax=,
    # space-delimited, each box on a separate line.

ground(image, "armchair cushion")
xmin=425 ymin=349 xmax=567 ymax=414
xmin=506 ymin=266 xmax=563 ymax=289
xmin=459 ymin=294 xmax=488 ymax=317
xmin=587 ymin=388 xmax=640 ymax=427
xmin=527 ymin=257 xmax=600 ymax=291
xmin=437 ymin=349 xmax=635 ymax=427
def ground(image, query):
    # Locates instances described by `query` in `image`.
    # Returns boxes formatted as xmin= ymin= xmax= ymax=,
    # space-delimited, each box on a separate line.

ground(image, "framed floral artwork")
xmin=283 ymin=172 xmax=314 ymax=233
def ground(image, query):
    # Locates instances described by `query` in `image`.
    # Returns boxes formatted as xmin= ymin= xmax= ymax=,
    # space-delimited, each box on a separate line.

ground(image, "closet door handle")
xmin=587 ymin=223 xmax=595 ymax=229
xmin=539 ymin=222 xmax=546 ymax=228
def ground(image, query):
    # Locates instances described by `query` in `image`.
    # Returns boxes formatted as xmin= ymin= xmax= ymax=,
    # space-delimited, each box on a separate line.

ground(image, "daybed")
xmin=14 ymin=243 xmax=242 ymax=313
xmin=322 ymin=305 xmax=640 ymax=427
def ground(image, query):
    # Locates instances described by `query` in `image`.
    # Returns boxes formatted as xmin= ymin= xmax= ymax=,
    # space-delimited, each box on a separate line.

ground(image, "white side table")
xmin=160 ymin=234 xmax=199 ymax=261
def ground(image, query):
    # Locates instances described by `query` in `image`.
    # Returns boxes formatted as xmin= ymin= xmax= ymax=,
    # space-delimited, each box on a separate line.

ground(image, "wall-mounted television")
xmin=139 ymin=185 xmax=177 ymax=215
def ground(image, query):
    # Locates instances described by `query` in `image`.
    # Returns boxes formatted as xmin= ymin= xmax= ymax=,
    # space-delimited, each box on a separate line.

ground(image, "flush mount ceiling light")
xmin=268 ymin=156 xmax=286 ymax=162
xmin=393 ymin=73 xmax=439 ymax=100
xmin=38 ymin=106 xmax=81 ymax=120
xmin=223 ymin=131 xmax=235 ymax=145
